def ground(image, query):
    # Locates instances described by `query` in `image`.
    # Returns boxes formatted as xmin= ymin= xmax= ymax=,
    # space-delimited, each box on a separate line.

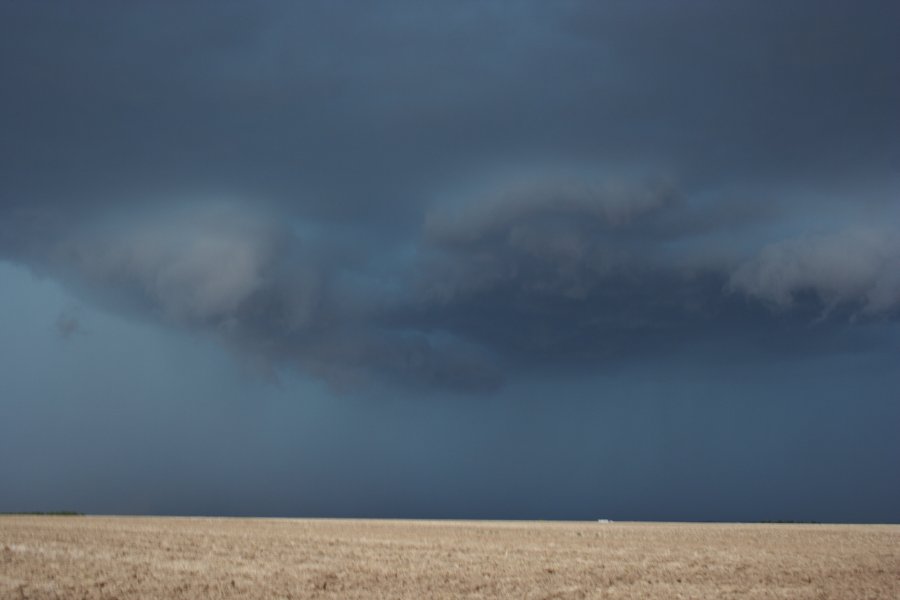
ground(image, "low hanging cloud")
xmin=731 ymin=228 xmax=900 ymax=316
xmin=421 ymin=175 xmax=689 ymax=302
xmin=398 ymin=176 xmax=737 ymax=365
xmin=53 ymin=207 xmax=302 ymax=326
xmin=394 ymin=174 xmax=899 ymax=369
xmin=8 ymin=175 xmax=897 ymax=392
xmin=33 ymin=202 xmax=502 ymax=392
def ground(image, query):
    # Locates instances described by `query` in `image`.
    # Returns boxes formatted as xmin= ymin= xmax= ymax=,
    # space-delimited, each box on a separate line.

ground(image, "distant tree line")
xmin=759 ymin=520 xmax=820 ymax=524
xmin=0 ymin=511 xmax=83 ymax=516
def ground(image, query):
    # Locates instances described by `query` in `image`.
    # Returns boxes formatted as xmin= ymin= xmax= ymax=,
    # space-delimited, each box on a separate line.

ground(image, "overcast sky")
xmin=1 ymin=0 xmax=898 ymax=522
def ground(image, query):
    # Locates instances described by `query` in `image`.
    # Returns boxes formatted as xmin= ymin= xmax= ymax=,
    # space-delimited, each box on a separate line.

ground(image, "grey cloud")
xmin=393 ymin=176 xmax=725 ymax=366
xmin=397 ymin=174 xmax=900 ymax=370
xmin=31 ymin=201 xmax=500 ymax=392
xmin=419 ymin=173 xmax=728 ymax=303
xmin=53 ymin=206 xmax=300 ymax=325
xmin=731 ymin=228 xmax=900 ymax=316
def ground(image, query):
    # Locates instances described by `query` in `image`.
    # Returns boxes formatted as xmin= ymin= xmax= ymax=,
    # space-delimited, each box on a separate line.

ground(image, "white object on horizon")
xmin=597 ymin=519 xmax=612 ymax=523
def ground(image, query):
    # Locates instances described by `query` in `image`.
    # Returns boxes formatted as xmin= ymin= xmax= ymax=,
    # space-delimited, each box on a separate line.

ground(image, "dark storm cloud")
xmin=420 ymin=172 xmax=741 ymax=302
xmin=1 ymin=0 xmax=898 ymax=390
xmin=4 ymin=0 xmax=894 ymax=216
xmin=561 ymin=1 xmax=900 ymax=182
xmin=31 ymin=201 xmax=501 ymax=391
xmin=396 ymin=173 xmax=897 ymax=371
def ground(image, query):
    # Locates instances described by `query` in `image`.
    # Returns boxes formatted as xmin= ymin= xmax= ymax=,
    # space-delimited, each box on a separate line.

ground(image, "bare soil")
xmin=1 ymin=516 xmax=897 ymax=599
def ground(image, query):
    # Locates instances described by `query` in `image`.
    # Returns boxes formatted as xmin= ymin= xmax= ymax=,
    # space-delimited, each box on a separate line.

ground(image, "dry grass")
xmin=1 ymin=516 xmax=898 ymax=599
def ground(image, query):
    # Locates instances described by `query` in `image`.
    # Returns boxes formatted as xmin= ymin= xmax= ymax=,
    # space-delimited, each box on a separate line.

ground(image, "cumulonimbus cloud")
xmin=8 ymin=176 xmax=897 ymax=393
xmin=1 ymin=0 xmax=898 ymax=393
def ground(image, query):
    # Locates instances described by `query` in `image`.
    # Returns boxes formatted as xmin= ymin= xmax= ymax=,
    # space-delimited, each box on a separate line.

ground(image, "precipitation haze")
xmin=1 ymin=1 xmax=898 ymax=522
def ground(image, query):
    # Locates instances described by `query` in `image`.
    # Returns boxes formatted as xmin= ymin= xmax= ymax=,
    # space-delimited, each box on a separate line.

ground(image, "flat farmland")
xmin=1 ymin=516 xmax=897 ymax=599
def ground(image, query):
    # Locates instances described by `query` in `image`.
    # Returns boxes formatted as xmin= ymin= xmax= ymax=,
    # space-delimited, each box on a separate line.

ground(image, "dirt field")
xmin=1 ymin=516 xmax=897 ymax=599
